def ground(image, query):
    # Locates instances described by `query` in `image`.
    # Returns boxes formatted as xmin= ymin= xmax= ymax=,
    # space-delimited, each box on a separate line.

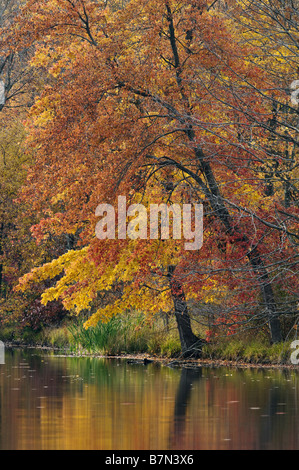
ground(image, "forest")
xmin=0 ymin=0 xmax=298 ymax=362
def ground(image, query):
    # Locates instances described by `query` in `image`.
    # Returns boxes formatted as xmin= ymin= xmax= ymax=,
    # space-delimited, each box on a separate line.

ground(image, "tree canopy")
xmin=0 ymin=0 xmax=297 ymax=355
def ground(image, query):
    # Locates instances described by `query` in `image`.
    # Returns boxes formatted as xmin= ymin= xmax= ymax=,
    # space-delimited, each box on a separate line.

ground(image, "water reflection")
xmin=0 ymin=349 xmax=299 ymax=450
xmin=171 ymin=368 xmax=202 ymax=449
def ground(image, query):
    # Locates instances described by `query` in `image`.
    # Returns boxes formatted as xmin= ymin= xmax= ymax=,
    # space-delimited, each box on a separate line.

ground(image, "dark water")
xmin=0 ymin=348 xmax=299 ymax=450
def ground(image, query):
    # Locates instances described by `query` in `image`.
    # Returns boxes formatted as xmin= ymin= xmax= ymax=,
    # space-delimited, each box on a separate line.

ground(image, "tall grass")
xmin=202 ymin=337 xmax=295 ymax=364
xmin=68 ymin=314 xmax=151 ymax=355
xmin=67 ymin=313 xmax=183 ymax=357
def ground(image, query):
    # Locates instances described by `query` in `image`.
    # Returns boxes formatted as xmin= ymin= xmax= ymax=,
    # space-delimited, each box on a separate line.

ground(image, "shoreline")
xmin=3 ymin=341 xmax=299 ymax=370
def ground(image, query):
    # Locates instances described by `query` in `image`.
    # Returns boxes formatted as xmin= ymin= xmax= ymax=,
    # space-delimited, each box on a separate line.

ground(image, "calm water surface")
xmin=0 ymin=348 xmax=299 ymax=450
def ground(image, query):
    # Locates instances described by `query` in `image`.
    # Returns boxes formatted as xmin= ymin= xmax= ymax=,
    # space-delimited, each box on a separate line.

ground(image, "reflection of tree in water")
xmin=169 ymin=367 xmax=202 ymax=449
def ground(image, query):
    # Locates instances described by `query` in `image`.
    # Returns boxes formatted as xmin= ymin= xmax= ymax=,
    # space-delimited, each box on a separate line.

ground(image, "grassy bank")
xmin=0 ymin=313 xmax=297 ymax=366
xmin=0 ymin=313 xmax=182 ymax=358
xmin=201 ymin=338 xmax=296 ymax=365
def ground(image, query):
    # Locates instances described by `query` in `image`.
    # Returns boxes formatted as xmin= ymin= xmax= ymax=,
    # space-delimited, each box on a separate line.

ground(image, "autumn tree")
xmin=13 ymin=0 xmax=298 ymax=353
xmin=224 ymin=0 xmax=299 ymax=334
xmin=0 ymin=0 xmax=72 ymax=332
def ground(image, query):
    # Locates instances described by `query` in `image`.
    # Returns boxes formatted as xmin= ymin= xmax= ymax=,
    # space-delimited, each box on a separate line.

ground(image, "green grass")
xmin=67 ymin=314 xmax=151 ymax=355
xmin=202 ymin=337 xmax=295 ymax=364
xmin=43 ymin=326 xmax=73 ymax=349
xmin=2 ymin=313 xmax=297 ymax=365
xmin=60 ymin=313 xmax=183 ymax=357
xmin=0 ymin=312 xmax=182 ymax=357
xmin=146 ymin=330 xmax=182 ymax=357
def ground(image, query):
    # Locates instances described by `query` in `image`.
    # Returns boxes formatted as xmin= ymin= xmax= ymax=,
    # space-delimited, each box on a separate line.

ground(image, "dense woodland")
xmin=0 ymin=0 xmax=298 ymax=358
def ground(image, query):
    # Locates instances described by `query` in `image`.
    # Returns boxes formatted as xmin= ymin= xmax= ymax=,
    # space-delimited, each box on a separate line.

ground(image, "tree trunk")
xmin=168 ymin=265 xmax=204 ymax=358
xmin=248 ymin=249 xmax=282 ymax=343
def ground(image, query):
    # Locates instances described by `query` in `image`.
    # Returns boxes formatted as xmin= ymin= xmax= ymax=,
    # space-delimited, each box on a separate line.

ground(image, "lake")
xmin=0 ymin=348 xmax=299 ymax=450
